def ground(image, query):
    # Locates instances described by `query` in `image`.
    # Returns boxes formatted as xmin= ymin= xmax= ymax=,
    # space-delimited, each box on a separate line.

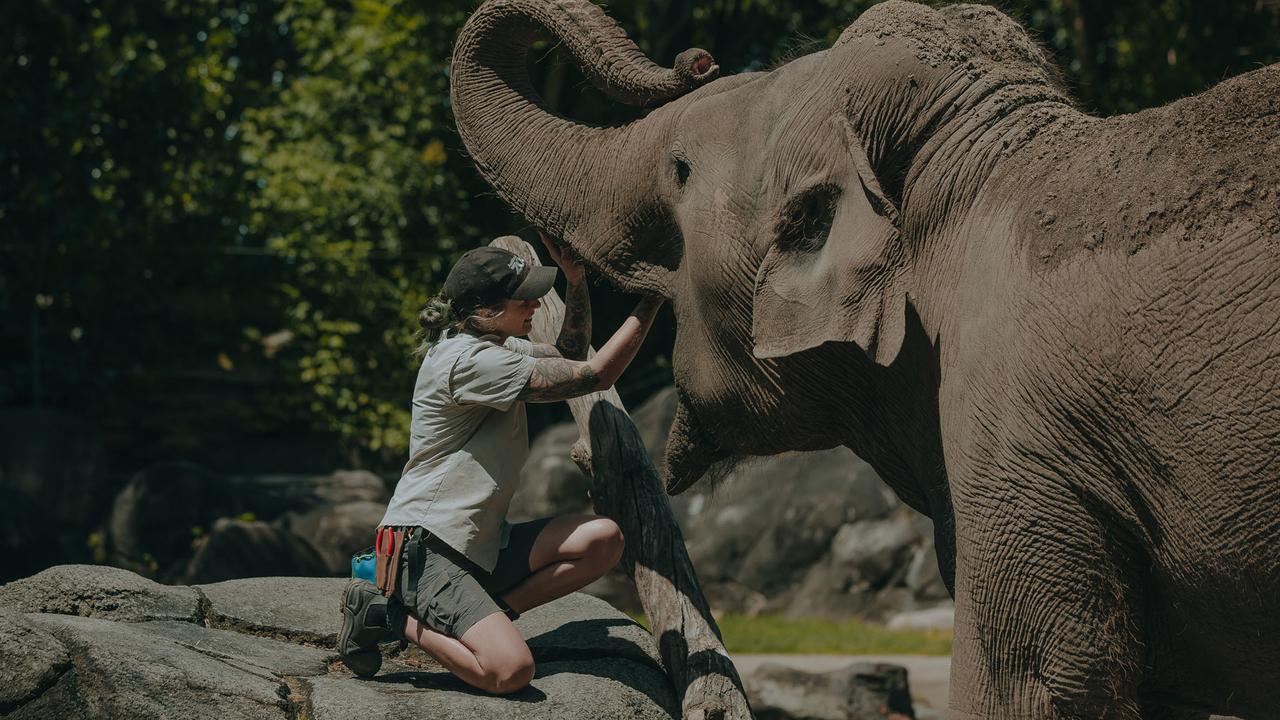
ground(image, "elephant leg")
xmin=946 ymin=489 xmax=1149 ymax=719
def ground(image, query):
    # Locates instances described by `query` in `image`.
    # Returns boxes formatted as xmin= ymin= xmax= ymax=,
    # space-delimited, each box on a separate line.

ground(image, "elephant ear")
xmin=752 ymin=119 xmax=908 ymax=366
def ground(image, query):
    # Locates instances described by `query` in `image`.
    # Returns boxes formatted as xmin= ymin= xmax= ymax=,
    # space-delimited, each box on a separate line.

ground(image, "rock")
xmin=0 ymin=564 xmax=200 ymax=622
xmin=226 ymin=470 xmax=391 ymax=520
xmin=904 ymin=543 xmax=950 ymax=601
xmin=886 ymin=605 xmax=955 ymax=632
xmin=517 ymin=592 xmax=663 ymax=669
xmin=306 ymin=655 xmax=678 ymax=720
xmin=743 ymin=661 xmax=916 ymax=720
xmin=828 ymin=518 xmax=920 ymax=584
xmin=177 ymin=519 xmax=331 ymax=585
xmin=12 ymin=613 xmax=330 ymax=720
xmin=786 ymin=514 xmax=925 ymax=619
xmin=198 ymin=576 xmax=348 ymax=646
xmin=0 ymin=610 xmax=70 ymax=715
xmin=275 ymin=500 xmax=385 ymax=575
xmin=3 ymin=564 xmax=676 ymax=720
xmin=107 ymin=462 xmax=246 ymax=578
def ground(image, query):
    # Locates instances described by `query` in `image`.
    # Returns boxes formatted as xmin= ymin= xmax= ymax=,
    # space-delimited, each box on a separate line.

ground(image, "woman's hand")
xmin=539 ymin=231 xmax=585 ymax=284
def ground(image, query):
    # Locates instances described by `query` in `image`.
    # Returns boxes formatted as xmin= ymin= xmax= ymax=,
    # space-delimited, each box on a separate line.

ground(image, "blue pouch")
xmin=351 ymin=547 xmax=376 ymax=585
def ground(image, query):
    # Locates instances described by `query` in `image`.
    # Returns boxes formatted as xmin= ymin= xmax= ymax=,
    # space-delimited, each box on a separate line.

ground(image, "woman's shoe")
xmin=338 ymin=579 xmax=388 ymax=678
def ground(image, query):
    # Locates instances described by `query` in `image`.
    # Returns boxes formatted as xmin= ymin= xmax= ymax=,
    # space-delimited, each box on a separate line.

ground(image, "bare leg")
xmin=396 ymin=514 xmax=620 ymax=694
xmin=401 ymin=611 xmax=533 ymax=695
xmin=499 ymin=514 xmax=624 ymax=614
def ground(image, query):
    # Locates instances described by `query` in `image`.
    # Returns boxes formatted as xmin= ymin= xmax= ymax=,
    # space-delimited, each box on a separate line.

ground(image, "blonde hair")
xmin=413 ymin=295 xmax=507 ymax=357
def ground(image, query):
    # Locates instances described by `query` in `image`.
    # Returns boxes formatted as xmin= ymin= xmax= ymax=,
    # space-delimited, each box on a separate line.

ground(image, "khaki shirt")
xmin=380 ymin=332 xmax=537 ymax=571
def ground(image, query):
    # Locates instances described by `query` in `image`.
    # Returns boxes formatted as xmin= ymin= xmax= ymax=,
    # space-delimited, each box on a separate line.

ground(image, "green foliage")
xmin=2 ymin=0 xmax=1277 ymax=472
xmin=629 ymin=611 xmax=954 ymax=654
xmin=1 ymin=0 xmax=289 ymax=461
xmin=239 ymin=0 xmax=496 ymax=458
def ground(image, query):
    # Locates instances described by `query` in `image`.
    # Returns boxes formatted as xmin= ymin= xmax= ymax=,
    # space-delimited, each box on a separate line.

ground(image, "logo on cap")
xmin=508 ymin=257 xmax=526 ymax=273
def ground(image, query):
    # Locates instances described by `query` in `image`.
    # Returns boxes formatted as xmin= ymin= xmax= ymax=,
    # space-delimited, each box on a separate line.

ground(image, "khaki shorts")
xmin=396 ymin=518 xmax=553 ymax=640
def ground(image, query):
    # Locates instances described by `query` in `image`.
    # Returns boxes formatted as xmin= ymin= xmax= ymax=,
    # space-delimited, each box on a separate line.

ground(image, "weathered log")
xmin=492 ymin=235 xmax=751 ymax=720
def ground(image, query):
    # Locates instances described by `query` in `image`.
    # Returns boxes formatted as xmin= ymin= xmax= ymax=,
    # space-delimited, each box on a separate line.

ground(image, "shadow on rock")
xmin=372 ymin=671 xmax=550 ymax=702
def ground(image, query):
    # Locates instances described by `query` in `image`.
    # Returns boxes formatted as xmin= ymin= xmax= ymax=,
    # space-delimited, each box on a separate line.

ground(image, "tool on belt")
xmin=374 ymin=526 xmax=412 ymax=598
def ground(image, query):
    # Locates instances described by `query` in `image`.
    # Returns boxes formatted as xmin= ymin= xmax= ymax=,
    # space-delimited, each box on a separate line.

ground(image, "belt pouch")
xmin=374 ymin=527 xmax=407 ymax=597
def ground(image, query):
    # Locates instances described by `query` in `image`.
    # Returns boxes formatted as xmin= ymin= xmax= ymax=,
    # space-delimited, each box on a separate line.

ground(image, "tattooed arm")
xmin=555 ymin=274 xmax=591 ymax=360
xmin=539 ymin=231 xmax=591 ymax=360
xmin=517 ymin=295 xmax=664 ymax=403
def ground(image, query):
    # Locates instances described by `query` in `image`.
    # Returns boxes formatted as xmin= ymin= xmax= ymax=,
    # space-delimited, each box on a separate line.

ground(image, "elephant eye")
xmin=674 ymin=158 xmax=691 ymax=188
xmin=776 ymin=184 xmax=839 ymax=253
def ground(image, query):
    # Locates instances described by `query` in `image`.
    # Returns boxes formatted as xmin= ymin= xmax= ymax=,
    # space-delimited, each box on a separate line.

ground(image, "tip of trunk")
xmin=663 ymin=393 xmax=725 ymax=495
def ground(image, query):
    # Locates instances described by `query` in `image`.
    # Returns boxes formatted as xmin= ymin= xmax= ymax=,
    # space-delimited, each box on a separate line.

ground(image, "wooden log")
xmin=492 ymin=235 xmax=751 ymax=720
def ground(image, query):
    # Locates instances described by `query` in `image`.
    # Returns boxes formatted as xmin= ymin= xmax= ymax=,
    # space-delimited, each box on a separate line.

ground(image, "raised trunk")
xmin=451 ymin=0 xmax=719 ymax=293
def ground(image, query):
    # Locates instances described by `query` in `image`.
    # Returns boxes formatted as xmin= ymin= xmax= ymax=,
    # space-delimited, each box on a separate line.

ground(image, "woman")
xmin=338 ymin=233 xmax=663 ymax=694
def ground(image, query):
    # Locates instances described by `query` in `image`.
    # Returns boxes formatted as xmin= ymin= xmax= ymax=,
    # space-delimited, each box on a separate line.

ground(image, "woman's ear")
xmin=751 ymin=117 xmax=907 ymax=366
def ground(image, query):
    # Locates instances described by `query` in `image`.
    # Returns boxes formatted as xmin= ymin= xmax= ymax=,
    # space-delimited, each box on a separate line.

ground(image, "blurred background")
xmin=2 ymin=0 xmax=1278 ymax=589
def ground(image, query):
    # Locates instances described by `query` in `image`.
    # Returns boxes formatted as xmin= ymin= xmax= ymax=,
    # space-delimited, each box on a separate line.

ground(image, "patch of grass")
xmin=627 ymin=613 xmax=952 ymax=656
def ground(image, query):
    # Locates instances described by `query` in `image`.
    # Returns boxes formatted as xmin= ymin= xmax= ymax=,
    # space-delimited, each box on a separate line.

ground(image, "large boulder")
xmin=176 ymin=518 xmax=330 ymax=585
xmin=0 ymin=564 xmax=201 ymax=622
xmin=744 ymin=661 xmax=916 ymax=720
xmin=9 ymin=614 xmax=331 ymax=720
xmin=107 ymin=466 xmax=390 ymax=582
xmin=198 ymin=576 xmax=349 ymax=646
xmin=0 ymin=564 xmax=682 ymax=720
xmin=275 ymin=500 xmax=385 ymax=576
xmin=0 ymin=611 xmax=71 ymax=715
xmin=107 ymin=462 xmax=247 ymax=579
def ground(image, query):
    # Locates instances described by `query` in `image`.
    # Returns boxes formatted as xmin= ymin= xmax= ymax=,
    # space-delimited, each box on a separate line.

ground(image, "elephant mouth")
xmin=662 ymin=388 xmax=730 ymax=495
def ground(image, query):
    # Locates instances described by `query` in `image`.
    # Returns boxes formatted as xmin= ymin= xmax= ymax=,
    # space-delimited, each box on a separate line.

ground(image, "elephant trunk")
xmin=451 ymin=0 xmax=719 ymax=292
xmin=664 ymin=390 xmax=728 ymax=494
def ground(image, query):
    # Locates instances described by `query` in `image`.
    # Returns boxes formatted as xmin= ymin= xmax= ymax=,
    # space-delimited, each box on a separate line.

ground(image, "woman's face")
xmin=493 ymin=297 xmax=541 ymax=338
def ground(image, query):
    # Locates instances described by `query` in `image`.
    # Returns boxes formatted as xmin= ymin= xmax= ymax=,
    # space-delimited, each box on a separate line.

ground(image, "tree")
xmin=239 ymin=0 xmax=507 ymax=461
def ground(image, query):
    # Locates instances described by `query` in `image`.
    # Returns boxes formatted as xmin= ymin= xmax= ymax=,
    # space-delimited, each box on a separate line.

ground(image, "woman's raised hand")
xmin=538 ymin=231 xmax=585 ymax=284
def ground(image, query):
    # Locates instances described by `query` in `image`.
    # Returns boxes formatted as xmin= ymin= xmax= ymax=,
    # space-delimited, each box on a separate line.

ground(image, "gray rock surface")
xmin=1 ymin=564 xmax=682 ymax=720
xmin=0 ymin=611 xmax=71 ymax=715
xmin=12 ymin=613 xmax=321 ymax=720
xmin=305 ymin=656 xmax=677 ymax=720
xmin=275 ymin=499 xmax=385 ymax=575
xmin=744 ymin=661 xmax=916 ymax=720
xmin=198 ymin=576 xmax=348 ymax=646
xmin=0 ymin=564 xmax=200 ymax=622
xmin=517 ymin=592 xmax=662 ymax=669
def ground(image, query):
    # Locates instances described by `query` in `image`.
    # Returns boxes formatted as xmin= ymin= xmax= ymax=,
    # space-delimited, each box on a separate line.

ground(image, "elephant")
xmin=449 ymin=0 xmax=1280 ymax=717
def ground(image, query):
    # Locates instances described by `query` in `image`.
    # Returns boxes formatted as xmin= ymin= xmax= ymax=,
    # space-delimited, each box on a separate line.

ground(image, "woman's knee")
xmin=480 ymin=651 xmax=535 ymax=694
xmin=585 ymin=517 xmax=624 ymax=570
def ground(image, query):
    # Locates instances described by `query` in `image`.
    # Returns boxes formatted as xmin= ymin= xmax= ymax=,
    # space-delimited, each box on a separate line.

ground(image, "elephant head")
xmin=452 ymin=0 xmax=1069 ymax=496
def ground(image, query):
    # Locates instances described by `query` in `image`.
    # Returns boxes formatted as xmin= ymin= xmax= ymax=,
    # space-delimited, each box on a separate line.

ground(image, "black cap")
xmin=443 ymin=246 xmax=557 ymax=313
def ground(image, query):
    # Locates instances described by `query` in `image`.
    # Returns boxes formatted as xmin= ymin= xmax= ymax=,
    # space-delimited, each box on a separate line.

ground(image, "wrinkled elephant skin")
xmin=451 ymin=1 xmax=1280 ymax=717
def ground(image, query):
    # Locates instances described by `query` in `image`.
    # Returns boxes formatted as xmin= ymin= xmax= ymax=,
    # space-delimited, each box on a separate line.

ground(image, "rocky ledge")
xmin=0 ymin=564 xmax=676 ymax=720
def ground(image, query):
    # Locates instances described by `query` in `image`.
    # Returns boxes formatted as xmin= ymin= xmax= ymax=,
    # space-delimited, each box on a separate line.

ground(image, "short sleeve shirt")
xmin=380 ymin=332 xmax=537 ymax=572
